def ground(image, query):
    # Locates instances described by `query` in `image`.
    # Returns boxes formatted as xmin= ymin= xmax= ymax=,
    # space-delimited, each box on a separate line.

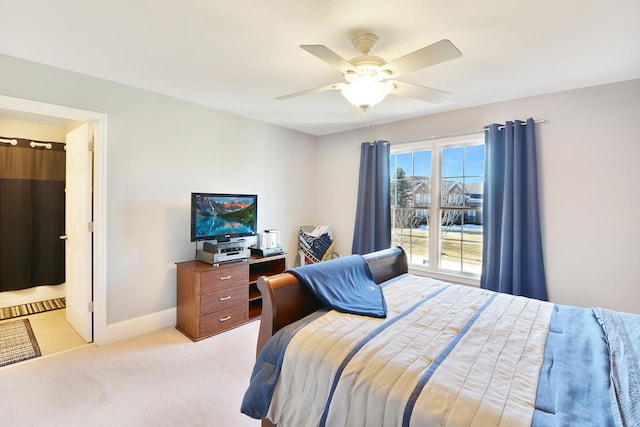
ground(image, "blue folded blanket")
xmin=287 ymin=255 xmax=387 ymax=318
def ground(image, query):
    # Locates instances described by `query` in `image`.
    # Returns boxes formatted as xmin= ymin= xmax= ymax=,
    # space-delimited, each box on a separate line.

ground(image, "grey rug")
xmin=0 ymin=319 xmax=41 ymax=367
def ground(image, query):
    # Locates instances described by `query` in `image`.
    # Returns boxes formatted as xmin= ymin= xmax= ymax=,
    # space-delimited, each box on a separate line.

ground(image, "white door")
xmin=65 ymin=123 xmax=93 ymax=342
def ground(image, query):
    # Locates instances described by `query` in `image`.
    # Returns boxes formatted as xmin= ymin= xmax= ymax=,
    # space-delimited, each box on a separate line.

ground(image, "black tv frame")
xmin=190 ymin=192 xmax=257 ymax=243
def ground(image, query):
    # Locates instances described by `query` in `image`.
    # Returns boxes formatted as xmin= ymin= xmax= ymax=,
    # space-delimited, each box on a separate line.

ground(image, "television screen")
xmin=190 ymin=193 xmax=257 ymax=242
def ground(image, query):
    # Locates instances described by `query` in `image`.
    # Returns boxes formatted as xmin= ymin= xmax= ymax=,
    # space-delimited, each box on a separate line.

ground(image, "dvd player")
xmin=196 ymin=248 xmax=250 ymax=265
xmin=203 ymin=241 xmax=246 ymax=254
xmin=197 ymin=239 xmax=250 ymax=265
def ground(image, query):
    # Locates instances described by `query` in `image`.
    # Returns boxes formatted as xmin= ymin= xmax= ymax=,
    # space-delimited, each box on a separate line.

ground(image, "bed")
xmin=241 ymin=247 xmax=639 ymax=427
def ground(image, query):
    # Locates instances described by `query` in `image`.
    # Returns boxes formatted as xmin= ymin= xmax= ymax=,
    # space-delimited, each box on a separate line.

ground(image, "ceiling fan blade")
xmin=300 ymin=45 xmax=357 ymax=74
xmin=390 ymin=81 xmax=453 ymax=104
xmin=276 ymin=83 xmax=343 ymax=101
xmin=384 ymin=39 xmax=462 ymax=77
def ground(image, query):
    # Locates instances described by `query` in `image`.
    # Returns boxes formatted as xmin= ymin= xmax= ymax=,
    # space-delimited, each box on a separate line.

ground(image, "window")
xmin=390 ymin=135 xmax=485 ymax=277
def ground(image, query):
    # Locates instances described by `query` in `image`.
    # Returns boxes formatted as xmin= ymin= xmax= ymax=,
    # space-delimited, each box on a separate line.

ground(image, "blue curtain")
xmin=481 ymin=118 xmax=548 ymax=300
xmin=351 ymin=141 xmax=391 ymax=255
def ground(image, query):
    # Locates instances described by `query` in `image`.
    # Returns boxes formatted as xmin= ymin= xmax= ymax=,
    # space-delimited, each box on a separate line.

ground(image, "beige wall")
xmin=316 ymin=79 xmax=640 ymax=314
xmin=0 ymin=117 xmax=65 ymax=142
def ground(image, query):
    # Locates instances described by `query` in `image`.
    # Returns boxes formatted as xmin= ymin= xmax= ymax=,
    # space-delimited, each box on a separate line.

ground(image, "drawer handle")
xmin=219 ymin=276 xmax=232 ymax=280
xmin=219 ymin=316 xmax=232 ymax=322
xmin=219 ymin=296 xmax=232 ymax=301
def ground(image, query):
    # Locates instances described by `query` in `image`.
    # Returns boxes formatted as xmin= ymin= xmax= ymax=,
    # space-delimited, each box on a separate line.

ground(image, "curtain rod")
xmin=486 ymin=119 xmax=546 ymax=130
xmin=1 ymin=137 xmax=55 ymax=149
xmin=0 ymin=137 xmax=18 ymax=146
xmin=30 ymin=141 xmax=53 ymax=149
xmin=387 ymin=119 xmax=546 ymax=146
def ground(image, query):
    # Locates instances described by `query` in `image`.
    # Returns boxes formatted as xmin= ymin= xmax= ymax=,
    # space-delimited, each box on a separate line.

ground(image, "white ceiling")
xmin=1 ymin=0 xmax=639 ymax=136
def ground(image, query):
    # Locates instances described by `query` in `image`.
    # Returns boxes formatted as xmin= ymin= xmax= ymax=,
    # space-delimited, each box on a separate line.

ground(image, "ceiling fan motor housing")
xmin=351 ymin=32 xmax=379 ymax=55
xmin=348 ymin=33 xmax=393 ymax=78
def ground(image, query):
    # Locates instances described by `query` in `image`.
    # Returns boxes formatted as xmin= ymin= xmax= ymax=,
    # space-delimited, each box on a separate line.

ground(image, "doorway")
xmin=0 ymin=95 xmax=107 ymax=346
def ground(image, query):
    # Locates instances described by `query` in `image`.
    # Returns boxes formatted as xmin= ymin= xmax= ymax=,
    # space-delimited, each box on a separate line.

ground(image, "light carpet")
xmin=0 ymin=321 xmax=262 ymax=427
xmin=0 ymin=318 xmax=41 ymax=367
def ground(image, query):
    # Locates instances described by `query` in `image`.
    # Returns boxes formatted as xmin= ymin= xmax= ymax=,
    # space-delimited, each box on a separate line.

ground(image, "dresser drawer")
xmin=200 ymin=285 xmax=247 ymax=315
xmin=199 ymin=304 xmax=248 ymax=337
xmin=200 ymin=263 xmax=248 ymax=293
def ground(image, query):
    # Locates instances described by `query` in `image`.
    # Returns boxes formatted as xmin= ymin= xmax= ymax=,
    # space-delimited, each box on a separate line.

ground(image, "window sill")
xmin=407 ymin=265 xmax=480 ymax=288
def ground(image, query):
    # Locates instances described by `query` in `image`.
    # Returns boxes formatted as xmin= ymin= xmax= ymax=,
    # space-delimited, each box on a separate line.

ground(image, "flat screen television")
xmin=190 ymin=192 xmax=257 ymax=242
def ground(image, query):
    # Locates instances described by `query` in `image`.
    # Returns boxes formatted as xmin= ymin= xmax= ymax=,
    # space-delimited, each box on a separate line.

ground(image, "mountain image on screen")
xmin=194 ymin=196 xmax=256 ymax=239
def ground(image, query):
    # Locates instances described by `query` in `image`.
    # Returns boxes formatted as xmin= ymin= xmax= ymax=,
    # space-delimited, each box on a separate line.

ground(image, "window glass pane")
xmin=464 ymin=178 xmax=483 ymax=208
xmin=396 ymin=152 xmax=413 ymax=176
xmin=463 ymin=209 xmax=483 ymax=235
xmin=391 ymin=210 xmax=413 ymax=247
xmin=391 ymin=153 xmax=408 ymax=207
xmin=413 ymin=150 xmax=432 ymax=177
xmin=412 ymin=177 xmax=430 ymax=207
xmin=391 ymin=208 xmax=428 ymax=266
xmin=410 ymin=233 xmax=428 ymax=266
xmin=462 ymin=240 xmax=482 ymax=274
xmin=465 ymin=145 xmax=485 ymax=176
xmin=391 ymin=177 xmax=411 ymax=207
xmin=440 ymin=236 xmax=461 ymax=271
xmin=441 ymin=179 xmax=465 ymax=207
xmin=390 ymin=154 xmax=396 ymax=204
xmin=441 ymin=209 xmax=463 ymax=234
xmin=440 ymin=210 xmax=483 ymax=274
xmin=440 ymin=211 xmax=463 ymax=272
xmin=442 ymin=147 xmax=463 ymax=177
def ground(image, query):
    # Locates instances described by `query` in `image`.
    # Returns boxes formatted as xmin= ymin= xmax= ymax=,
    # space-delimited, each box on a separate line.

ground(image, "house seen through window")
xmin=390 ymin=135 xmax=485 ymax=276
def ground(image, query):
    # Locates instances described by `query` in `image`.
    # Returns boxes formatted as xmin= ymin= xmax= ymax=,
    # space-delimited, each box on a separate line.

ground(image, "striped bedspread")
xmin=242 ymin=274 xmax=640 ymax=427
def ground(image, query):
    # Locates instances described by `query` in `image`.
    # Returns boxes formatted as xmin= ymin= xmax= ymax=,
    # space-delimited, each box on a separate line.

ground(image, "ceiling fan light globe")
xmin=341 ymin=80 xmax=395 ymax=111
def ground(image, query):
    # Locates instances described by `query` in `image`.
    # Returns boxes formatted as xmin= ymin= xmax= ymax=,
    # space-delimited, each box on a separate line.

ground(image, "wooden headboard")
xmin=255 ymin=246 xmax=408 ymax=356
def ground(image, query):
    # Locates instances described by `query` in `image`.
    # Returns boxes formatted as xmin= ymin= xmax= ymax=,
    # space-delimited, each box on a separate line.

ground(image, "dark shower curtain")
xmin=0 ymin=137 xmax=66 ymax=291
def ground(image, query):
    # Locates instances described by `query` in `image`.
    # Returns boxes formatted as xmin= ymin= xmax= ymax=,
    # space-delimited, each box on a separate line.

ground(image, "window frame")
xmin=390 ymin=133 xmax=485 ymax=285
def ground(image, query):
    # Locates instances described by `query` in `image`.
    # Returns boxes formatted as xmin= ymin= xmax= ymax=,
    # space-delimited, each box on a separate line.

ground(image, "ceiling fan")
xmin=277 ymin=32 xmax=462 ymax=112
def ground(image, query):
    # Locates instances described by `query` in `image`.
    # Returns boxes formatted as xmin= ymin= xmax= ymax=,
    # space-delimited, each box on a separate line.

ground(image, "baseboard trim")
xmin=105 ymin=308 xmax=176 ymax=344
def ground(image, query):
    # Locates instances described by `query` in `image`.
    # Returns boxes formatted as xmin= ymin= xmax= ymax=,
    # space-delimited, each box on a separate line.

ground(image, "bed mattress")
xmin=242 ymin=274 xmax=640 ymax=426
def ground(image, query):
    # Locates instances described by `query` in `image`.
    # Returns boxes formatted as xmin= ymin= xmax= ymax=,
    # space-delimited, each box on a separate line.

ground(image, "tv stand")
xmin=175 ymin=254 xmax=287 ymax=341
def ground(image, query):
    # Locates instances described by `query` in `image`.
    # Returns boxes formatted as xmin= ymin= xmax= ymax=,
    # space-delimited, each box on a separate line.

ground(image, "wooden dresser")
xmin=175 ymin=254 xmax=287 ymax=341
